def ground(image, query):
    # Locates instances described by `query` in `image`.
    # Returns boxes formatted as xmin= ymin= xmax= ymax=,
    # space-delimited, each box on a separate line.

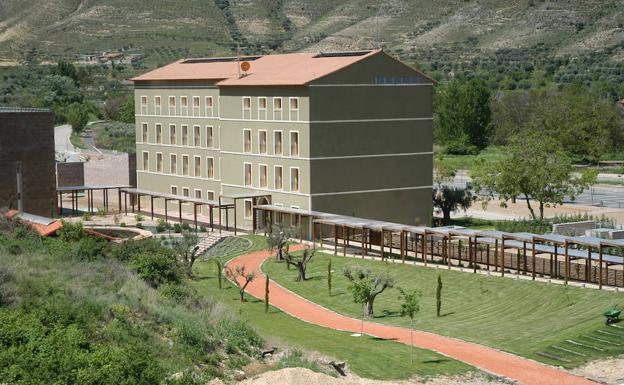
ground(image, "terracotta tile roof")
xmin=132 ymin=49 xmax=383 ymax=85
xmin=5 ymin=210 xmax=63 ymax=237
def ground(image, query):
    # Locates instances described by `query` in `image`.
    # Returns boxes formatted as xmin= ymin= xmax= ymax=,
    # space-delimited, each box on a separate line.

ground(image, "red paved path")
xmin=227 ymin=246 xmax=599 ymax=385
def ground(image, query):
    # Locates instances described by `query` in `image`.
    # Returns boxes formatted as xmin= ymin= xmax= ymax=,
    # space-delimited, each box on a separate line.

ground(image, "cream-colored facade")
xmin=134 ymin=51 xmax=434 ymax=230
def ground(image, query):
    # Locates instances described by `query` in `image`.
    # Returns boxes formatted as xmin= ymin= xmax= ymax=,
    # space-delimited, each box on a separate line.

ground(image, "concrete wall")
xmin=0 ymin=111 xmax=56 ymax=216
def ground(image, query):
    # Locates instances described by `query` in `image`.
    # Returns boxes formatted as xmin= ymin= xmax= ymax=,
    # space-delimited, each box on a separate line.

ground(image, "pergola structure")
xmin=57 ymin=184 xmax=131 ymax=215
xmin=219 ymin=192 xmax=272 ymax=236
xmin=120 ymin=188 xmax=224 ymax=230
xmin=253 ymin=205 xmax=624 ymax=289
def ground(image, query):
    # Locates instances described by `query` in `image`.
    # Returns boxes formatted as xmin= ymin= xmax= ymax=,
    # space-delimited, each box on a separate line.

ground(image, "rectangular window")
xmin=169 ymin=124 xmax=177 ymax=145
xmin=194 ymin=156 xmax=201 ymax=177
xmin=258 ymin=97 xmax=267 ymax=120
xmin=259 ymin=130 xmax=267 ymax=154
xmin=193 ymin=125 xmax=201 ymax=147
xmin=156 ymin=153 xmax=163 ymax=172
xmin=273 ymin=97 xmax=282 ymax=120
xmin=142 ymin=123 xmax=148 ymax=142
xmin=182 ymin=187 xmax=189 ymax=198
xmin=206 ymin=126 xmax=214 ymax=148
xmin=192 ymin=96 xmax=200 ymax=116
xmin=290 ymin=131 xmax=299 ymax=157
xmin=155 ymin=124 xmax=162 ymax=144
xmin=242 ymin=97 xmax=251 ymax=120
xmin=181 ymin=96 xmax=188 ymax=116
xmin=142 ymin=151 xmax=149 ymax=171
xmin=289 ymin=97 xmax=299 ymax=121
xmin=290 ymin=167 xmax=299 ymax=192
xmin=182 ymin=155 xmax=189 ymax=176
xmin=291 ymin=206 xmax=301 ymax=227
xmin=169 ymin=96 xmax=176 ymax=116
xmin=205 ymin=96 xmax=213 ymax=117
xmin=141 ymin=96 xmax=148 ymax=114
xmin=182 ymin=125 xmax=189 ymax=146
xmin=274 ymin=131 xmax=282 ymax=155
xmin=259 ymin=164 xmax=268 ymax=188
xmin=206 ymin=190 xmax=215 ymax=201
xmin=154 ymin=96 xmax=161 ymax=115
xmin=244 ymin=163 xmax=252 ymax=186
xmin=170 ymin=154 xmax=177 ymax=174
xmin=243 ymin=129 xmax=252 ymax=153
xmin=244 ymin=199 xmax=252 ymax=219
xmin=171 ymin=186 xmax=178 ymax=195
xmin=195 ymin=189 xmax=203 ymax=213
xmin=206 ymin=157 xmax=214 ymax=179
xmin=274 ymin=165 xmax=283 ymax=190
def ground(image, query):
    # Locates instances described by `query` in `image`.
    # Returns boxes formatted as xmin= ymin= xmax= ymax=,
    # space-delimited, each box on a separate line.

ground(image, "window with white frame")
xmin=171 ymin=186 xmax=178 ymax=195
xmin=274 ymin=165 xmax=283 ymax=190
xmin=182 ymin=125 xmax=189 ymax=146
xmin=192 ymin=96 xmax=200 ymax=116
xmin=155 ymin=124 xmax=162 ymax=144
xmin=258 ymin=97 xmax=267 ymax=120
xmin=274 ymin=131 xmax=282 ymax=155
xmin=244 ymin=163 xmax=252 ymax=186
xmin=291 ymin=206 xmax=301 ymax=227
xmin=259 ymin=130 xmax=267 ymax=154
xmin=242 ymin=97 xmax=251 ymax=120
xmin=206 ymin=157 xmax=214 ymax=179
xmin=168 ymin=96 xmax=176 ymax=115
xmin=193 ymin=125 xmax=201 ymax=147
xmin=205 ymin=96 xmax=213 ymax=117
xmin=259 ymin=164 xmax=268 ymax=188
xmin=181 ymin=96 xmax=188 ymax=116
xmin=290 ymin=131 xmax=299 ymax=157
xmin=290 ymin=167 xmax=299 ymax=192
xmin=142 ymin=151 xmax=149 ymax=171
xmin=156 ymin=153 xmax=163 ymax=172
xmin=194 ymin=156 xmax=201 ymax=177
xmin=182 ymin=187 xmax=190 ymax=198
xmin=140 ymin=96 xmax=148 ymax=114
xmin=170 ymin=154 xmax=177 ymax=174
xmin=206 ymin=126 xmax=214 ymax=148
xmin=195 ymin=189 xmax=203 ymax=214
xmin=243 ymin=129 xmax=252 ymax=153
xmin=273 ymin=97 xmax=282 ymax=120
xmin=206 ymin=190 xmax=215 ymax=201
xmin=141 ymin=123 xmax=148 ymax=142
xmin=182 ymin=155 xmax=189 ymax=176
xmin=168 ymin=125 xmax=177 ymax=145
xmin=244 ymin=199 xmax=252 ymax=219
xmin=289 ymin=97 xmax=299 ymax=121
xmin=154 ymin=96 xmax=161 ymax=115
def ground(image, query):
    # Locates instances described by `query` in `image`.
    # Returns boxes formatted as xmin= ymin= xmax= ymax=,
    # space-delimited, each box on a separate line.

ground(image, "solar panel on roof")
xmin=314 ymin=50 xmax=372 ymax=58
xmin=182 ymin=56 xmax=262 ymax=64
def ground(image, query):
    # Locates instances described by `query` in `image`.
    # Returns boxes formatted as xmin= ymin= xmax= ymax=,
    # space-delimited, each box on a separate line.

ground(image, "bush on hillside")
xmin=131 ymin=252 xmax=182 ymax=288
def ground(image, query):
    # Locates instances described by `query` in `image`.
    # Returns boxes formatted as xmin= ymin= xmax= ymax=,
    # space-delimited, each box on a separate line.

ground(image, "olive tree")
xmin=398 ymin=287 xmax=421 ymax=363
xmin=267 ymin=224 xmax=295 ymax=261
xmin=283 ymin=247 xmax=315 ymax=282
xmin=343 ymin=267 xmax=394 ymax=318
xmin=225 ymin=265 xmax=256 ymax=302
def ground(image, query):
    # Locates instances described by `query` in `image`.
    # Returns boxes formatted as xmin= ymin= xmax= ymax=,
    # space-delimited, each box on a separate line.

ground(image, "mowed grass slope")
xmin=191 ymin=236 xmax=475 ymax=380
xmin=263 ymin=250 xmax=624 ymax=367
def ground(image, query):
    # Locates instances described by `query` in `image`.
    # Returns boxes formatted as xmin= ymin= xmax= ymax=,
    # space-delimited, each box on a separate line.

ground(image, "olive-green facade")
xmin=134 ymin=52 xmax=433 ymax=230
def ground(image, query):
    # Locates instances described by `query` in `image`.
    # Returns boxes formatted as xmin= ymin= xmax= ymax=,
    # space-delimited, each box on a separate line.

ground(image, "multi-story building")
xmin=132 ymin=49 xmax=433 ymax=229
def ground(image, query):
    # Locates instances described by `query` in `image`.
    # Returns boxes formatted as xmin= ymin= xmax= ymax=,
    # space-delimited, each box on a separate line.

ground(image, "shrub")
xmin=71 ymin=236 xmax=108 ymax=261
xmin=159 ymin=283 xmax=196 ymax=302
xmin=199 ymin=225 xmax=207 ymax=233
xmin=156 ymin=223 xmax=166 ymax=233
xmin=131 ymin=252 xmax=181 ymax=287
xmin=217 ymin=318 xmax=263 ymax=356
xmin=82 ymin=212 xmax=93 ymax=221
xmin=97 ymin=208 xmax=107 ymax=217
xmin=173 ymin=223 xmax=182 ymax=233
xmin=135 ymin=213 xmax=145 ymax=222
xmin=181 ymin=222 xmax=191 ymax=231
xmin=176 ymin=324 xmax=216 ymax=360
xmin=109 ymin=238 xmax=168 ymax=262
xmin=120 ymin=222 xmax=127 ymax=227
xmin=7 ymin=242 xmax=22 ymax=255
xmin=58 ymin=220 xmax=86 ymax=242
xmin=136 ymin=222 xmax=144 ymax=229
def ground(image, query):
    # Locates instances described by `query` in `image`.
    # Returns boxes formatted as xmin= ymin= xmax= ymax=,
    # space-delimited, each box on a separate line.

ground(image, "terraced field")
xmin=263 ymin=251 xmax=624 ymax=368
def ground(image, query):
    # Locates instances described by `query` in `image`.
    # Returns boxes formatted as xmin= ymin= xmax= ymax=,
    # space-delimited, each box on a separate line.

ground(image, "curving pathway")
xmin=227 ymin=245 xmax=599 ymax=385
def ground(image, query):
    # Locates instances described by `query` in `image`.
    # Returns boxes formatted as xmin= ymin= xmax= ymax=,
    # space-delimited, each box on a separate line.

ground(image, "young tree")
xmin=224 ymin=265 xmax=256 ymax=302
xmin=436 ymin=274 xmax=443 ymax=317
xmin=471 ymin=131 xmax=596 ymax=220
xmin=215 ymin=259 xmax=223 ymax=289
xmin=435 ymin=78 xmax=492 ymax=154
xmin=174 ymin=231 xmax=200 ymax=277
xmin=327 ymin=257 xmax=332 ymax=296
xmin=343 ymin=267 xmax=394 ymax=318
xmin=283 ymin=247 xmax=315 ymax=282
xmin=264 ymin=275 xmax=270 ymax=313
xmin=398 ymin=287 xmax=421 ymax=364
xmin=267 ymin=224 xmax=294 ymax=261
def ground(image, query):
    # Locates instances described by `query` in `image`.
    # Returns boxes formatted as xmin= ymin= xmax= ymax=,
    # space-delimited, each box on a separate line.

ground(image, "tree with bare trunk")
xmin=283 ymin=247 xmax=315 ymax=282
xmin=343 ymin=267 xmax=394 ymax=319
xmin=225 ymin=265 xmax=256 ymax=302
xmin=267 ymin=224 xmax=295 ymax=261
xmin=398 ymin=287 xmax=421 ymax=364
xmin=174 ymin=231 xmax=200 ymax=277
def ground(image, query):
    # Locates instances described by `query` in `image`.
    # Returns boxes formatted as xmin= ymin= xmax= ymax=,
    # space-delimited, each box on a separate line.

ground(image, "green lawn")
xmin=191 ymin=236 xmax=475 ymax=380
xmin=264 ymin=250 xmax=624 ymax=368
xmin=434 ymin=146 xmax=508 ymax=171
